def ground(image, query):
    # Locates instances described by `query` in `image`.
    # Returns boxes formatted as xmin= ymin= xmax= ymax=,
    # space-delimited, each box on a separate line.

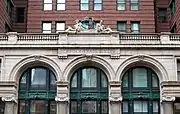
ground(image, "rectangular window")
xmin=44 ymin=0 xmax=52 ymax=10
xmin=130 ymin=0 xmax=139 ymax=10
xmin=82 ymin=68 xmax=97 ymax=87
xmin=57 ymin=0 xmax=65 ymax=10
xmin=16 ymin=7 xmax=25 ymax=23
xmin=56 ymin=22 xmax=65 ymax=33
xmin=94 ymin=0 xmax=102 ymax=10
xmin=170 ymin=0 xmax=176 ymax=17
xmin=30 ymin=100 xmax=45 ymax=114
xmin=117 ymin=0 xmax=126 ymax=10
xmin=158 ymin=8 xmax=167 ymax=23
xmin=80 ymin=0 xmax=89 ymax=10
xmin=42 ymin=22 xmax=52 ymax=33
xmin=134 ymin=101 xmax=148 ymax=113
xmin=81 ymin=101 xmax=96 ymax=113
xmin=131 ymin=22 xmax=140 ymax=33
xmin=7 ymin=0 xmax=13 ymax=18
xmin=117 ymin=21 xmax=126 ymax=33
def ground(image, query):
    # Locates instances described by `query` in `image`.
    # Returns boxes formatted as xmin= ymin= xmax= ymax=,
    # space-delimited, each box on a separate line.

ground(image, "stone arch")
xmin=116 ymin=54 xmax=168 ymax=82
xmin=63 ymin=55 xmax=115 ymax=82
xmin=9 ymin=54 xmax=62 ymax=83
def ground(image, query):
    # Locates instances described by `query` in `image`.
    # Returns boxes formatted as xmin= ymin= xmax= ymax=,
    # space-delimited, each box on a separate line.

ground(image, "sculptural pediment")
xmin=65 ymin=17 xmax=113 ymax=33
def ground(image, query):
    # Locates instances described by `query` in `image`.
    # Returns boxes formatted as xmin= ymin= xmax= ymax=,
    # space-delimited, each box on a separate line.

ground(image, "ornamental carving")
xmin=65 ymin=17 xmax=113 ymax=33
xmin=161 ymin=96 xmax=176 ymax=102
xmin=109 ymin=94 xmax=123 ymax=102
xmin=2 ymin=95 xmax=18 ymax=103
xmin=55 ymin=95 xmax=69 ymax=102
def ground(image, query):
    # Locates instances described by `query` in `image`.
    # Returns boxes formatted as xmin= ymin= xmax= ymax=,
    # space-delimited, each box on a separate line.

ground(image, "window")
xmin=170 ymin=0 xmax=176 ymax=17
xmin=57 ymin=0 xmax=65 ymax=10
xmin=42 ymin=22 xmax=52 ymax=33
xmin=70 ymin=67 xmax=108 ymax=114
xmin=94 ymin=0 xmax=102 ymax=10
xmin=122 ymin=67 xmax=160 ymax=114
xmin=171 ymin=25 xmax=176 ymax=33
xmin=117 ymin=0 xmax=126 ymax=10
xmin=131 ymin=22 xmax=140 ymax=33
xmin=174 ymin=103 xmax=180 ymax=114
xmin=16 ymin=7 xmax=25 ymax=23
xmin=130 ymin=0 xmax=139 ymax=10
xmin=117 ymin=22 xmax=126 ymax=33
xmin=80 ymin=0 xmax=89 ymax=10
xmin=7 ymin=0 xmax=13 ymax=18
xmin=177 ymin=60 xmax=180 ymax=80
xmin=56 ymin=22 xmax=65 ymax=33
xmin=158 ymin=8 xmax=167 ymax=22
xmin=43 ymin=0 xmax=52 ymax=10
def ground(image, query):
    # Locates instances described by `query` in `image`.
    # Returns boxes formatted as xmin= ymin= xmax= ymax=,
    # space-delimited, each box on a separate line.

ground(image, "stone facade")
xmin=0 ymin=32 xmax=180 ymax=114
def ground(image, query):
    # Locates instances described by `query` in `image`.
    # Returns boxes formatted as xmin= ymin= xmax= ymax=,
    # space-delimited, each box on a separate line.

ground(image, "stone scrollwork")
xmin=109 ymin=93 xmax=123 ymax=102
xmin=161 ymin=96 xmax=176 ymax=103
xmin=2 ymin=95 xmax=18 ymax=103
xmin=55 ymin=94 xmax=69 ymax=102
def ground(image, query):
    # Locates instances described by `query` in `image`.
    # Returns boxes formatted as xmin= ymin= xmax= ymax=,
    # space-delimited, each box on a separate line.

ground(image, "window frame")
xmin=130 ymin=0 xmax=140 ymax=11
xmin=117 ymin=0 xmax=126 ymax=10
xmin=93 ymin=0 xmax=103 ymax=11
xmin=80 ymin=0 xmax=90 ymax=10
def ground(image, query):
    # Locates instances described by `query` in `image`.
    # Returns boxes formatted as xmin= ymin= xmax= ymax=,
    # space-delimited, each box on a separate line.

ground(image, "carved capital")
xmin=2 ymin=95 xmax=18 ymax=103
xmin=161 ymin=96 xmax=176 ymax=103
xmin=55 ymin=95 xmax=69 ymax=102
xmin=109 ymin=94 xmax=123 ymax=102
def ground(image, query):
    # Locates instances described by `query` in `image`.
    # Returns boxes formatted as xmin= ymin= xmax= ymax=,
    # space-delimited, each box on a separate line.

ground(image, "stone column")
xmin=2 ymin=95 xmax=18 ymax=114
xmin=161 ymin=96 xmax=175 ymax=114
xmin=56 ymin=81 xmax=69 ymax=114
xmin=109 ymin=81 xmax=123 ymax=114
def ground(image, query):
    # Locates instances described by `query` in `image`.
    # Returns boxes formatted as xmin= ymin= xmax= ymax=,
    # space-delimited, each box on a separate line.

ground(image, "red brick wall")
xmin=0 ymin=0 xmax=13 ymax=32
xmin=27 ymin=0 xmax=155 ymax=33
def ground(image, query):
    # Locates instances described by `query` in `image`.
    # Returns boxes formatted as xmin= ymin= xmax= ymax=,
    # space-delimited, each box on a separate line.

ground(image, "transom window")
xmin=122 ymin=67 xmax=160 ymax=114
xmin=70 ymin=67 xmax=108 ymax=114
xmin=18 ymin=67 xmax=57 ymax=114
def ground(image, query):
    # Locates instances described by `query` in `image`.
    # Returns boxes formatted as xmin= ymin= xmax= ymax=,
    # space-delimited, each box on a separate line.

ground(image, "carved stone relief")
xmin=1 ymin=95 xmax=18 ymax=103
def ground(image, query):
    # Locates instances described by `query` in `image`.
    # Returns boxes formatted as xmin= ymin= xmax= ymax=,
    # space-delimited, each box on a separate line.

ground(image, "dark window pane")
xmin=50 ymin=101 xmax=56 ymax=114
xmin=81 ymin=101 xmax=96 ymax=113
xmin=30 ymin=100 xmax=45 ymax=114
xmin=101 ymin=101 xmax=108 ymax=113
xmin=123 ymin=101 xmax=128 ymax=112
xmin=16 ymin=7 xmax=25 ymax=23
xmin=20 ymin=72 xmax=27 ymax=90
xmin=174 ymin=103 xmax=180 ymax=114
xmin=19 ymin=100 xmax=25 ymax=114
xmin=71 ymin=101 xmax=77 ymax=113
xmin=71 ymin=73 xmax=77 ymax=87
xmin=101 ymin=72 xmax=108 ymax=87
xmin=30 ymin=68 xmax=46 ymax=89
xmin=50 ymin=72 xmax=56 ymax=90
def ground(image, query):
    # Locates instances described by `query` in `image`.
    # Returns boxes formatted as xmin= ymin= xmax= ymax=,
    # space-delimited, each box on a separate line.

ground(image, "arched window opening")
xmin=122 ymin=67 xmax=160 ymax=114
xmin=18 ymin=67 xmax=57 ymax=114
xmin=70 ymin=67 xmax=108 ymax=114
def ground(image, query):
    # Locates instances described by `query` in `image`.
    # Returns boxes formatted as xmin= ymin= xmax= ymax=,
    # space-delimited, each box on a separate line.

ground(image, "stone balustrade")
xmin=0 ymin=32 xmax=180 ymax=46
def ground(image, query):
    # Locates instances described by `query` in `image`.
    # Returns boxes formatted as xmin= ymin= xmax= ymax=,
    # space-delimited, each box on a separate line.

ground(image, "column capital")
xmin=161 ymin=96 xmax=176 ymax=103
xmin=1 ymin=95 xmax=18 ymax=103
xmin=55 ymin=95 xmax=69 ymax=102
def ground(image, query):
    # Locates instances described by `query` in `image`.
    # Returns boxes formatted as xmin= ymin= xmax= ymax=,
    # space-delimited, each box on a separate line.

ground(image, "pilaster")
xmin=161 ymin=96 xmax=175 ymax=114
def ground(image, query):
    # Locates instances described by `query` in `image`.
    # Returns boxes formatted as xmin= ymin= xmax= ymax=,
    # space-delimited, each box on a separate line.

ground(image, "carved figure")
xmin=95 ymin=20 xmax=113 ymax=33
xmin=66 ymin=20 xmax=82 ymax=32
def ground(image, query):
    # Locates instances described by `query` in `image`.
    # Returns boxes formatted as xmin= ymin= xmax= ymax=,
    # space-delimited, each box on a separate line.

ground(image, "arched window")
xmin=18 ymin=67 xmax=57 ymax=114
xmin=70 ymin=67 xmax=108 ymax=114
xmin=122 ymin=67 xmax=160 ymax=114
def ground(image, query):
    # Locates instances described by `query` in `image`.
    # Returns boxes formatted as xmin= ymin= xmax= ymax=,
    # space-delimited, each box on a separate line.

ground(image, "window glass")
xmin=30 ymin=68 xmax=47 ymax=89
xmin=131 ymin=22 xmax=140 ymax=33
xmin=44 ymin=0 xmax=52 ymax=10
xmin=44 ymin=0 xmax=52 ymax=3
xmin=153 ymin=101 xmax=158 ymax=113
xmin=19 ymin=100 xmax=25 ymax=114
xmin=94 ymin=4 xmax=102 ymax=10
xmin=82 ymin=68 xmax=97 ymax=87
xmin=101 ymin=72 xmax=108 ymax=87
xmin=82 ymin=101 xmax=96 ymax=113
xmin=30 ymin=100 xmax=45 ymax=114
xmin=134 ymin=101 xmax=148 ymax=112
xmin=158 ymin=8 xmax=167 ymax=22
xmin=57 ymin=4 xmax=65 ymax=10
xmin=152 ymin=73 xmax=158 ymax=87
xmin=43 ymin=23 xmax=51 ymax=33
xmin=117 ymin=0 xmax=125 ymax=10
xmin=130 ymin=0 xmax=139 ymax=10
xmin=71 ymin=101 xmax=77 ymax=113
xmin=81 ymin=4 xmax=89 ymax=10
xmin=71 ymin=73 xmax=77 ymax=87
xmin=122 ymin=72 xmax=128 ymax=87
xmin=50 ymin=101 xmax=56 ymax=114
xmin=57 ymin=0 xmax=65 ymax=3
xmin=133 ymin=68 xmax=147 ymax=87
xmin=101 ymin=101 xmax=108 ymax=113
xmin=50 ymin=72 xmax=56 ymax=90
xmin=174 ymin=103 xmax=180 ymax=114
xmin=117 ymin=22 xmax=126 ymax=32
xmin=81 ymin=0 xmax=88 ymax=3
xmin=56 ymin=22 xmax=65 ymax=32
xmin=123 ymin=101 xmax=128 ymax=112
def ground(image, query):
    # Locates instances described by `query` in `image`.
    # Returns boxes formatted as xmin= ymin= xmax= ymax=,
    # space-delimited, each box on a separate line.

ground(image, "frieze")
xmin=58 ymin=48 xmax=120 ymax=59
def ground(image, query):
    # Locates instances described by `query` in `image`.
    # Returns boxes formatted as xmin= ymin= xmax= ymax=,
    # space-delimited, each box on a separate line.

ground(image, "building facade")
xmin=0 ymin=31 xmax=179 ymax=114
xmin=0 ymin=0 xmax=180 ymax=33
